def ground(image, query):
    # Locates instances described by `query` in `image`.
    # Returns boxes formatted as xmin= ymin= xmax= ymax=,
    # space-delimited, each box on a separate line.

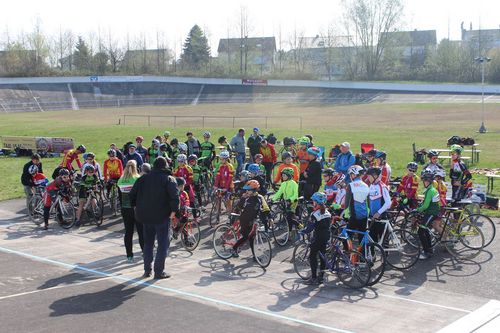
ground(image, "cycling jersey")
xmin=82 ymin=161 xmax=102 ymax=179
xmin=380 ymin=163 xmax=392 ymax=184
xmin=368 ymin=181 xmax=391 ymax=217
xmin=433 ymin=179 xmax=447 ymax=207
xmin=103 ymin=158 xmax=123 ymax=181
xmin=324 ymin=180 xmax=337 ymax=204
xmin=147 ymin=146 xmax=159 ymax=164
xmin=60 ymin=149 xmax=82 ymax=171
xmin=81 ymin=174 xmax=98 ymax=189
xmin=118 ymin=175 xmax=138 ymax=209
xmin=397 ymin=174 xmax=419 ymax=200
xmin=272 ymin=179 xmax=299 ymax=207
xmin=174 ymin=165 xmax=194 ymax=186
xmin=260 ymin=144 xmax=277 ymax=163
xmin=200 ymin=141 xmax=216 ymax=159
xmin=44 ymin=176 xmax=71 ymax=207
xmin=346 ymin=178 xmax=370 ymax=219
xmin=32 ymin=173 xmax=49 ymax=187
xmin=179 ymin=190 xmax=190 ymax=219
xmin=214 ymin=163 xmax=234 ymax=190
xmin=335 ymin=188 xmax=346 ymax=208
xmin=191 ymin=164 xmax=202 ymax=184
xmin=417 ymin=186 xmax=440 ymax=215
xmin=450 ymin=159 xmax=472 ymax=187
xmin=296 ymin=149 xmax=310 ymax=174
xmin=424 ymin=162 xmax=444 ymax=174
xmin=274 ymin=163 xmax=299 ymax=183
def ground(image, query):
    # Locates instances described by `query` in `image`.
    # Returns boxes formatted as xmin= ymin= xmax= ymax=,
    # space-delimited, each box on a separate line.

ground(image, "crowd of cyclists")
xmin=21 ymin=127 xmax=492 ymax=287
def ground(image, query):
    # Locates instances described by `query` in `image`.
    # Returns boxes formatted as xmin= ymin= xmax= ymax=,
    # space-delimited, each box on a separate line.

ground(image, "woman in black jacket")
xmin=301 ymin=147 xmax=322 ymax=200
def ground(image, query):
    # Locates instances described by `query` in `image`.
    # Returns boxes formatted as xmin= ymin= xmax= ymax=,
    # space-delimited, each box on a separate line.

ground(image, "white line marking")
xmin=375 ymin=291 xmax=471 ymax=314
xmin=0 ymin=277 xmax=113 ymax=301
xmin=437 ymin=300 xmax=500 ymax=333
xmin=0 ymin=245 xmax=355 ymax=333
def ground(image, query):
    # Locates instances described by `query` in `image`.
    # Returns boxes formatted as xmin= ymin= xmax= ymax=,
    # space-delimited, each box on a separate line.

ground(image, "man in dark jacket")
xmin=124 ymin=144 xmax=144 ymax=171
xmin=21 ymin=154 xmax=43 ymax=208
xmin=247 ymin=127 xmax=263 ymax=162
xmin=185 ymin=132 xmax=202 ymax=157
xmin=129 ymin=157 xmax=179 ymax=279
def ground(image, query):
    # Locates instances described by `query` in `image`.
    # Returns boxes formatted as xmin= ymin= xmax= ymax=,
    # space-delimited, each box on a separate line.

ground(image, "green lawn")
xmin=1 ymin=103 xmax=499 ymax=216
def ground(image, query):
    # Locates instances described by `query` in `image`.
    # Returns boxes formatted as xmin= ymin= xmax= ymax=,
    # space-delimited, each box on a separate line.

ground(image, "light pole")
xmin=475 ymin=56 xmax=491 ymax=133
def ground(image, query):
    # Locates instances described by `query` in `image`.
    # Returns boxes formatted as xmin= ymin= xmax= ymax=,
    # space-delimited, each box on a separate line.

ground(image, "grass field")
xmin=1 ymin=102 xmax=499 ymax=214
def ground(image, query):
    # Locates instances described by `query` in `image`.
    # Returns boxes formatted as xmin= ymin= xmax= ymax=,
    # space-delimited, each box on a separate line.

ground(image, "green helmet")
xmin=164 ymin=130 xmax=171 ymax=137
xmin=281 ymin=167 xmax=295 ymax=178
xmin=298 ymin=136 xmax=310 ymax=145
xmin=450 ymin=144 xmax=463 ymax=154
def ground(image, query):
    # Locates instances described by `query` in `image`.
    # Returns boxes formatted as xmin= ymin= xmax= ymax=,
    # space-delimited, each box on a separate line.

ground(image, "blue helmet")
xmin=311 ymin=192 xmax=327 ymax=205
xmin=248 ymin=164 xmax=261 ymax=174
xmin=307 ymin=147 xmax=321 ymax=158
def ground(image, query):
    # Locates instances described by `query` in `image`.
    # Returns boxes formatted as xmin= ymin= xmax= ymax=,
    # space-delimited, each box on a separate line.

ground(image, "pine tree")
xmin=181 ymin=25 xmax=210 ymax=70
xmin=73 ymin=37 xmax=91 ymax=73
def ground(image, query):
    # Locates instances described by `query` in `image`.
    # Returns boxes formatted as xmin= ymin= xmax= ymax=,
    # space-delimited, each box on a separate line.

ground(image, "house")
xmin=383 ymin=30 xmax=437 ymax=67
xmin=217 ymin=37 xmax=276 ymax=74
xmin=461 ymin=22 xmax=500 ymax=52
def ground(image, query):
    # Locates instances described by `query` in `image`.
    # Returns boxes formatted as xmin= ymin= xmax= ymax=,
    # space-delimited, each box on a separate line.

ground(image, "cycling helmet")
xmin=84 ymin=165 xmax=95 ymax=173
xmin=450 ymin=144 xmax=463 ymax=154
xmin=421 ymin=169 xmax=434 ymax=181
xmin=170 ymin=138 xmax=179 ymax=146
xmin=311 ymin=192 xmax=327 ymax=205
xmin=59 ymin=168 xmax=70 ymax=177
xmin=281 ymin=151 xmax=292 ymax=160
xmin=281 ymin=167 xmax=295 ymax=178
xmin=86 ymin=152 xmax=95 ymax=159
xmin=407 ymin=162 xmax=418 ymax=172
xmin=135 ymin=136 xmax=144 ymax=141
xmin=163 ymin=131 xmax=171 ymax=137
xmin=159 ymin=143 xmax=168 ymax=151
xmin=242 ymin=180 xmax=260 ymax=191
xmin=239 ymin=170 xmax=251 ymax=181
xmin=218 ymin=136 xmax=227 ymax=144
xmin=254 ymin=153 xmax=263 ymax=160
xmin=427 ymin=150 xmax=439 ymax=158
xmin=77 ymin=145 xmax=86 ymax=153
xmin=107 ymin=149 xmax=116 ymax=157
xmin=175 ymin=177 xmax=186 ymax=186
xmin=366 ymin=167 xmax=382 ymax=177
xmin=434 ymin=169 xmax=446 ymax=179
xmin=322 ymin=168 xmax=335 ymax=177
xmin=177 ymin=154 xmax=187 ymax=163
xmin=152 ymin=139 xmax=160 ymax=146
xmin=203 ymin=131 xmax=211 ymax=138
xmin=307 ymin=147 xmax=321 ymax=158
xmin=298 ymin=137 xmax=310 ymax=145
xmin=374 ymin=150 xmax=386 ymax=160
xmin=178 ymin=142 xmax=188 ymax=152
xmin=247 ymin=164 xmax=261 ymax=174
xmin=366 ymin=149 xmax=378 ymax=157
xmin=219 ymin=150 xmax=230 ymax=159
xmin=332 ymin=172 xmax=346 ymax=186
xmin=28 ymin=165 xmax=38 ymax=175
xmin=188 ymin=154 xmax=198 ymax=162
xmin=347 ymin=165 xmax=364 ymax=176
xmin=82 ymin=153 xmax=88 ymax=160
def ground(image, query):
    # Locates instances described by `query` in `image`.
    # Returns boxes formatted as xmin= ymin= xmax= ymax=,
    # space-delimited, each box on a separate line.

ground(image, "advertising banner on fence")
xmin=1 ymin=136 xmax=74 ymax=153
xmin=242 ymin=79 xmax=268 ymax=86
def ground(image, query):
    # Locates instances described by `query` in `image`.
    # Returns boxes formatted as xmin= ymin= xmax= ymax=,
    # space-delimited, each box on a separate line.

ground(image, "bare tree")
xmin=106 ymin=29 xmax=124 ymax=73
xmin=341 ymin=0 xmax=404 ymax=79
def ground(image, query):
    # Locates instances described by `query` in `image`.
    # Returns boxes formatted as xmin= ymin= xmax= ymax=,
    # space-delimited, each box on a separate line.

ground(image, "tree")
xmin=73 ymin=36 xmax=91 ymax=73
xmin=341 ymin=0 xmax=404 ymax=79
xmin=181 ymin=25 xmax=210 ymax=70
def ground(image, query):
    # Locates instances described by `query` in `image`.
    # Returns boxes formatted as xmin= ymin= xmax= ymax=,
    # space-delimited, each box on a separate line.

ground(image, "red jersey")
xmin=179 ymin=190 xmax=190 ymax=218
xmin=296 ymin=149 xmax=310 ymax=174
xmin=60 ymin=149 xmax=82 ymax=171
xmin=397 ymin=174 xmax=419 ymax=200
xmin=259 ymin=144 xmax=277 ymax=164
xmin=215 ymin=163 xmax=234 ymax=190
xmin=174 ymin=165 xmax=194 ymax=186
xmin=103 ymin=158 xmax=123 ymax=180
xmin=32 ymin=173 xmax=49 ymax=187
xmin=380 ymin=164 xmax=392 ymax=185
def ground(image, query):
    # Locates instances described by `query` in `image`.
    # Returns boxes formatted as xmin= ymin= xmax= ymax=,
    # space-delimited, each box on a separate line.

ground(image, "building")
xmin=461 ymin=22 xmax=500 ymax=52
xmin=217 ymin=37 xmax=276 ymax=74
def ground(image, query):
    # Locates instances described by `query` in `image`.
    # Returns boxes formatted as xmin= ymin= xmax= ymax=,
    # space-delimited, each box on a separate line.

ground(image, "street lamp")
xmin=475 ymin=56 xmax=491 ymax=133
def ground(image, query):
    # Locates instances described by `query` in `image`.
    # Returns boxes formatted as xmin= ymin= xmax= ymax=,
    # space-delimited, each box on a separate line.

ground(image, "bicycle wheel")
xmin=29 ymin=196 xmax=44 ymax=225
xmin=110 ymin=186 xmax=119 ymax=216
xmin=445 ymin=223 xmax=484 ymax=259
xmin=252 ymin=231 xmax=272 ymax=268
xmin=385 ymin=228 xmax=421 ymax=270
xmin=364 ymin=242 xmax=386 ymax=286
xmin=465 ymin=214 xmax=495 ymax=248
xmin=209 ymin=199 xmax=221 ymax=227
xmin=292 ymin=242 xmax=311 ymax=279
xmin=336 ymin=249 xmax=371 ymax=289
xmin=57 ymin=201 xmax=75 ymax=229
xmin=271 ymin=210 xmax=290 ymax=246
xmin=91 ymin=197 xmax=104 ymax=226
xmin=212 ymin=224 xmax=236 ymax=259
xmin=182 ymin=221 xmax=201 ymax=252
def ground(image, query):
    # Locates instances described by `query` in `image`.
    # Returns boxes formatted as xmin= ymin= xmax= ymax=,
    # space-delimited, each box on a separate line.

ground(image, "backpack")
xmin=447 ymin=136 xmax=461 ymax=146
xmin=461 ymin=137 xmax=475 ymax=146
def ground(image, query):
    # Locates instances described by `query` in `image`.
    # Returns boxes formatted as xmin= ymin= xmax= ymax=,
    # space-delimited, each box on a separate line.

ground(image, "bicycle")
xmin=30 ymin=190 xmax=76 ymax=229
xmin=402 ymin=208 xmax=485 ymax=260
xmin=212 ymin=213 xmax=272 ymax=268
xmin=292 ymin=235 xmax=371 ymax=289
xmin=28 ymin=186 xmax=46 ymax=225
xmin=268 ymin=198 xmax=302 ymax=246
xmin=81 ymin=186 xmax=105 ymax=226
xmin=451 ymin=200 xmax=495 ymax=248
xmin=209 ymin=188 xmax=232 ymax=227
xmin=107 ymin=179 xmax=120 ymax=216
xmin=170 ymin=208 xmax=201 ymax=252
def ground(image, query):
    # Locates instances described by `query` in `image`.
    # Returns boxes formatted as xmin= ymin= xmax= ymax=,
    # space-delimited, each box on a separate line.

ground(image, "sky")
xmin=0 ymin=0 xmax=498 ymax=55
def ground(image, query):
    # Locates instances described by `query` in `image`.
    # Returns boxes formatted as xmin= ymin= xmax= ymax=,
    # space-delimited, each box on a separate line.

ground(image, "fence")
xmin=121 ymin=114 xmax=303 ymax=131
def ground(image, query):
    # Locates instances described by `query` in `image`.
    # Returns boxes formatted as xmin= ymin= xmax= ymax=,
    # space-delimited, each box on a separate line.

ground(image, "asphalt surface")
xmin=1 ymin=198 xmax=499 ymax=332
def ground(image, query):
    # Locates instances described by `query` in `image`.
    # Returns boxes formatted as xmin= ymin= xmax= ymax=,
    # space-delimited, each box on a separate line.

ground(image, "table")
xmin=486 ymin=174 xmax=500 ymax=194
xmin=431 ymin=144 xmax=481 ymax=165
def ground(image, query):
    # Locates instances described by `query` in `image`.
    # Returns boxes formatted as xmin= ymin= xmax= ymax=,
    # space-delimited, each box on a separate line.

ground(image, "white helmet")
xmin=347 ymin=165 xmax=364 ymax=176
xmin=28 ymin=165 xmax=38 ymax=175
xmin=177 ymin=154 xmax=187 ymax=163
xmin=178 ymin=142 xmax=188 ymax=152
xmin=434 ymin=169 xmax=446 ymax=179
xmin=219 ymin=150 xmax=230 ymax=159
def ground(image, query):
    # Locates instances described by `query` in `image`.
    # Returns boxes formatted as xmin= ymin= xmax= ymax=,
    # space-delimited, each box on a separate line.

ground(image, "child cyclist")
xmin=42 ymin=168 xmax=73 ymax=230
xmin=272 ymin=167 xmax=299 ymax=232
xmin=174 ymin=154 xmax=197 ymax=214
xmin=200 ymin=131 xmax=216 ymax=162
xmin=188 ymin=154 xmax=203 ymax=209
xmin=396 ymin=162 xmax=420 ymax=209
xmin=172 ymin=177 xmax=193 ymax=246
xmin=449 ymin=144 xmax=472 ymax=204
xmin=343 ymin=165 xmax=370 ymax=243
xmin=247 ymin=163 xmax=267 ymax=196
xmin=298 ymin=192 xmax=331 ymax=285
xmin=273 ymin=152 xmax=299 ymax=185
xmin=413 ymin=170 xmax=441 ymax=259
xmin=75 ymin=165 xmax=99 ymax=227
xmin=29 ymin=165 xmax=49 ymax=188
xmin=365 ymin=167 xmax=392 ymax=244
xmin=214 ymin=150 xmax=235 ymax=214
xmin=424 ymin=150 xmax=444 ymax=174
xmin=433 ymin=169 xmax=447 ymax=208
xmin=231 ymin=180 xmax=270 ymax=257
xmin=253 ymin=154 xmax=267 ymax=177
xmin=103 ymin=149 xmax=124 ymax=198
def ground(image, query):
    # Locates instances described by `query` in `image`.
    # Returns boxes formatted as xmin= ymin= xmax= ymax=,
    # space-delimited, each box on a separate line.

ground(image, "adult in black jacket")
xmin=301 ymin=148 xmax=322 ymax=200
xmin=247 ymin=128 xmax=263 ymax=162
xmin=21 ymin=154 xmax=43 ymax=208
xmin=129 ymin=157 xmax=179 ymax=279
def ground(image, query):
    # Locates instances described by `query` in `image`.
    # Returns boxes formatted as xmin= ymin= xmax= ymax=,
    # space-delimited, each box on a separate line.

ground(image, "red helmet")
xmin=135 ymin=136 xmax=144 ymax=142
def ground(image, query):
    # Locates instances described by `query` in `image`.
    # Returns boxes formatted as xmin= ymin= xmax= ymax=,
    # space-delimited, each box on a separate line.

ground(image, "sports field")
xmin=1 ymin=102 xmax=499 ymax=209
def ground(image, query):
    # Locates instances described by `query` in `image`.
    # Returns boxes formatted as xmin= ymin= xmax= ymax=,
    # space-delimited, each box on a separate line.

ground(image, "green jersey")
xmin=192 ymin=164 xmax=202 ymax=184
xmin=118 ymin=176 xmax=139 ymax=209
xmin=417 ymin=186 xmax=440 ymax=215
xmin=81 ymin=174 xmax=98 ymax=189
xmin=200 ymin=141 xmax=215 ymax=159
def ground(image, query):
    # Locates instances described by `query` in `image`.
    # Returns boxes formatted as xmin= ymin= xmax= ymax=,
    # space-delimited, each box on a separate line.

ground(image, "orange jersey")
xmin=103 ymin=158 xmax=123 ymax=180
xmin=296 ymin=149 xmax=310 ymax=174
xmin=433 ymin=180 xmax=447 ymax=207
xmin=60 ymin=149 xmax=82 ymax=170
xmin=174 ymin=165 xmax=194 ymax=186
xmin=274 ymin=163 xmax=300 ymax=183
